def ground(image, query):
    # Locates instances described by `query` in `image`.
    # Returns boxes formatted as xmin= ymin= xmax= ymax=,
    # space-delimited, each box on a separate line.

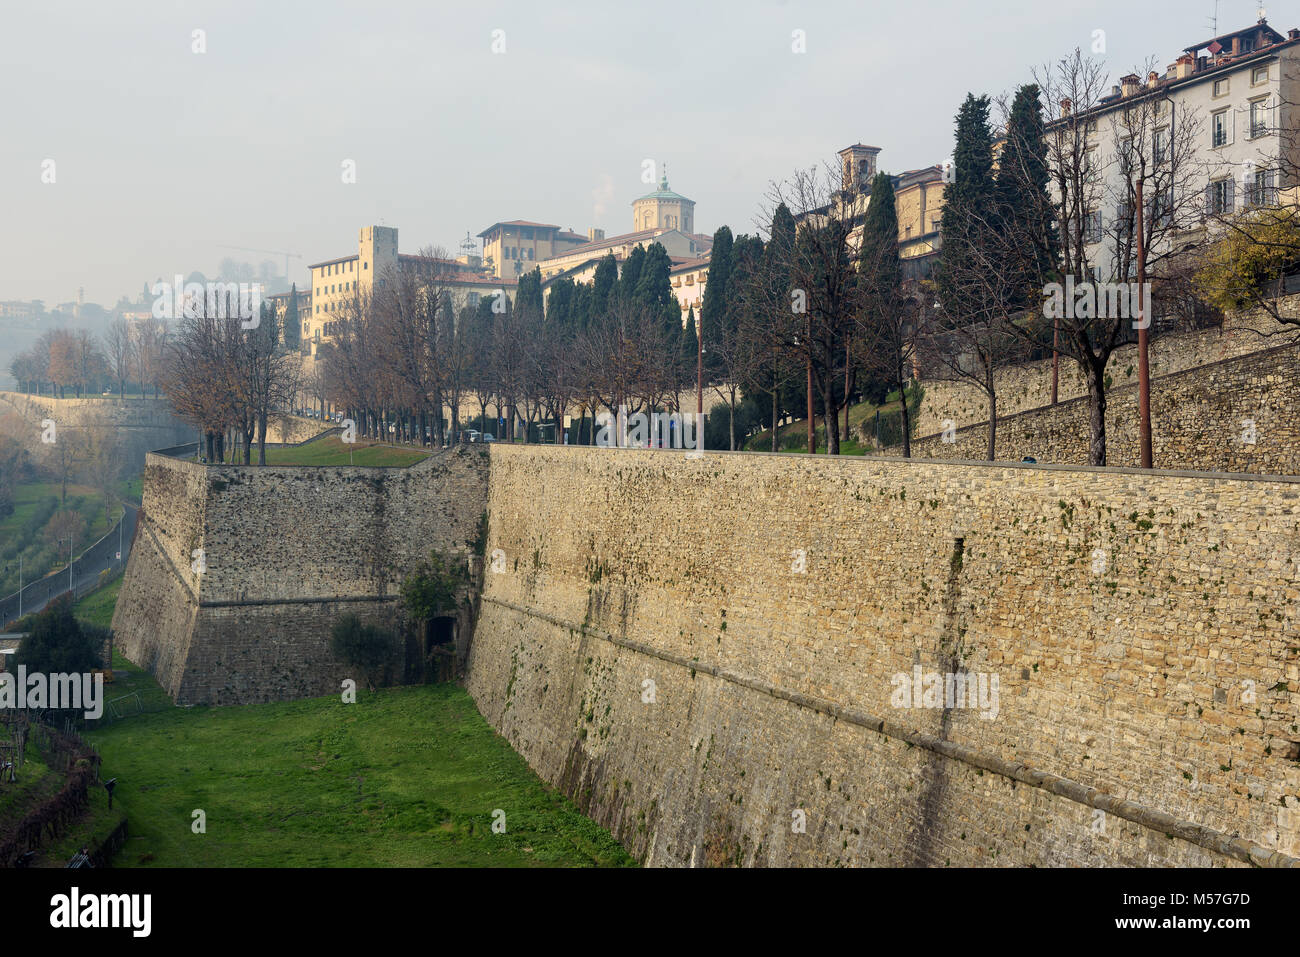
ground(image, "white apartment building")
xmin=1053 ymin=19 xmax=1300 ymax=283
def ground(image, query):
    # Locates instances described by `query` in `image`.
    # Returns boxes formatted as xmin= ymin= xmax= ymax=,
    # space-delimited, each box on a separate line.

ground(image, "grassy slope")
xmin=208 ymin=436 xmax=429 ymax=467
xmin=745 ymin=395 xmax=905 ymax=455
xmin=69 ymin=577 xmax=632 ymax=868
xmin=88 ymin=685 xmax=633 ymax=867
xmin=0 ymin=480 xmax=118 ymax=597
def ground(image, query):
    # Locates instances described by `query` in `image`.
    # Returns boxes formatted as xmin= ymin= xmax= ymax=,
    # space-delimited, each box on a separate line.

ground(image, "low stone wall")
xmin=904 ymin=340 xmax=1300 ymax=472
xmin=0 ymin=391 xmax=191 ymax=472
xmin=912 ymin=305 xmax=1300 ymax=438
xmin=466 ymin=444 xmax=1300 ymax=867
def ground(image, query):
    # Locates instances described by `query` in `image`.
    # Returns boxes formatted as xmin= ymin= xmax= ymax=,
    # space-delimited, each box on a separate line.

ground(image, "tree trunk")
xmin=728 ymin=388 xmax=737 ymax=451
xmin=823 ymin=401 xmax=840 ymax=455
xmin=985 ymin=387 xmax=996 ymax=462
xmin=900 ymin=373 xmax=911 ymax=459
xmin=1085 ymin=360 xmax=1107 ymax=466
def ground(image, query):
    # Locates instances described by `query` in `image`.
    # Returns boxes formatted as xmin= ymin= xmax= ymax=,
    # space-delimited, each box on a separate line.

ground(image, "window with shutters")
xmin=1207 ymin=178 xmax=1234 ymax=215
xmin=1249 ymin=97 xmax=1270 ymax=138
xmin=1212 ymin=109 xmax=1230 ymax=147
xmin=1083 ymin=210 xmax=1103 ymax=244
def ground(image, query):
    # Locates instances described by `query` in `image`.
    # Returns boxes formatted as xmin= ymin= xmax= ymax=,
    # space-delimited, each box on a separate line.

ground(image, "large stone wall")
xmin=913 ymin=307 xmax=1300 ymax=438
xmin=466 ymin=444 xmax=1300 ymax=867
xmin=904 ymin=340 xmax=1300 ymax=472
xmin=112 ymin=446 xmax=489 ymax=704
xmin=0 ymin=392 xmax=191 ymax=472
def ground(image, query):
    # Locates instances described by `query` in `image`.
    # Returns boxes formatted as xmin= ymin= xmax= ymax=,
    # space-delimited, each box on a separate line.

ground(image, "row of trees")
xmin=316 ymin=244 xmax=701 ymax=448
xmin=162 ymin=298 xmax=299 ymax=464
xmin=9 ymin=320 xmax=168 ymax=400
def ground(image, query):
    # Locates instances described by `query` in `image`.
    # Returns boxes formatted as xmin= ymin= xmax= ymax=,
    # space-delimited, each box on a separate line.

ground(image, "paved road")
xmin=0 ymin=504 xmax=139 ymax=627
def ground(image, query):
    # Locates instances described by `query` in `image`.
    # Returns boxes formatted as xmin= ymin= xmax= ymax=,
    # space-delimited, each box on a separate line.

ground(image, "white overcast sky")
xmin=0 ymin=0 xmax=1292 ymax=305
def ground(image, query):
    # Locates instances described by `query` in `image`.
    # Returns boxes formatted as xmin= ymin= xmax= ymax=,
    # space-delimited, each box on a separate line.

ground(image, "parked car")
xmin=481 ymin=433 xmax=496 ymax=443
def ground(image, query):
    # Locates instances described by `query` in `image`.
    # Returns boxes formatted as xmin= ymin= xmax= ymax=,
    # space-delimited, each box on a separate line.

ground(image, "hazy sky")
xmin=0 ymin=0 xmax=1288 ymax=306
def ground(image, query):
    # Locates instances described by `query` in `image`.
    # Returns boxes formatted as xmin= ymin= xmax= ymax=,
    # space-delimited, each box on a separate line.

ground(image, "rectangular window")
xmin=1213 ymin=77 xmax=1229 ymax=97
xmin=1151 ymin=188 xmax=1173 ymax=227
xmin=1153 ymin=127 xmax=1168 ymax=164
xmin=1250 ymin=97 xmax=1270 ymax=138
xmin=1212 ymin=109 xmax=1230 ymax=147
xmin=1246 ymin=168 xmax=1278 ymax=206
xmin=1208 ymin=178 xmax=1235 ymax=215
xmin=1083 ymin=210 xmax=1103 ymax=244
xmin=1252 ymin=65 xmax=1269 ymax=86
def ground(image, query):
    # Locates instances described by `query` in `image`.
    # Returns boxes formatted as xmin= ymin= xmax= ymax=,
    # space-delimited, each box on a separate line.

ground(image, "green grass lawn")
xmin=87 ymin=685 xmax=634 ymax=867
xmin=203 ymin=436 xmax=429 ymax=467
xmin=0 ymin=480 xmax=119 ymax=598
xmin=67 ymin=575 xmax=631 ymax=868
xmin=74 ymin=572 xmax=122 ymax=629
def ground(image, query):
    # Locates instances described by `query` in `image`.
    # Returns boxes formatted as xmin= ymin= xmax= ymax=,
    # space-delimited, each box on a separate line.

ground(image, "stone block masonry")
xmin=112 ymin=446 xmax=489 ymax=704
xmin=466 ymin=445 xmax=1300 ymax=867
xmin=904 ymin=340 xmax=1300 ymax=472
xmin=911 ymin=304 xmax=1300 ymax=439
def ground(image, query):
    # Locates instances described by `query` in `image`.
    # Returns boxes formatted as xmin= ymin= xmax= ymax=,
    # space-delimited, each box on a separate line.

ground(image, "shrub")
xmin=329 ymin=614 xmax=398 ymax=691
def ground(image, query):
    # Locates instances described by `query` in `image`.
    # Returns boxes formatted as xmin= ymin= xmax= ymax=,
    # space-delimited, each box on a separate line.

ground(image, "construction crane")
xmin=215 ymin=245 xmax=304 ymax=284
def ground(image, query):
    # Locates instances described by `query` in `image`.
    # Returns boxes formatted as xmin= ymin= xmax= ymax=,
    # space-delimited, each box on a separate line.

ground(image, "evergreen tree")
xmin=636 ymin=242 xmax=677 ymax=332
xmin=283 ymin=283 xmax=300 ymax=351
xmin=700 ymin=225 xmax=734 ymax=342
xmin=857 ymin=172 xmax=913 ymax=454
xmin=620 ymin=244 xmax=646 ymax=301
xmin=678 ymin=304 xmax=699 ymax=398
xmin=515 ymin=267 xmax=543 ymax=317
xmin=996 ymin=83 xmax=1057 ymax=307
xmin=942 ymin=93 xmax=996 ymax=234
xmin=591 ymin=253 xmax=618 ymax=318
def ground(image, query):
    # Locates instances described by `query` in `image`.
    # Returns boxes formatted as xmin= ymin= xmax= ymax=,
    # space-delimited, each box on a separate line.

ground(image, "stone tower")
xmin=631 ymin=168 xmax=695 ymax=234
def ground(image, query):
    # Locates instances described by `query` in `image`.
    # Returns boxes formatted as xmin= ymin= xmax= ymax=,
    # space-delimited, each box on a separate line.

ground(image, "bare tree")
xmin=104 ymin=318 xmax=132 ymax=399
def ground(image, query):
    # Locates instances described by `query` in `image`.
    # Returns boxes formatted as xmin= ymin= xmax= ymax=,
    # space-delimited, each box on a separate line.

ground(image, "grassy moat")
xmin=61 ymin=581 xmax=634 ymax=868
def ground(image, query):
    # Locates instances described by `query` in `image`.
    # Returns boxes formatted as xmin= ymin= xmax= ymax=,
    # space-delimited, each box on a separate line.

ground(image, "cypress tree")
xmin=701 ymin=226 xmax=734 ymax=336
xmin=283 ymin=283 xmax=300 ymax=351
xmin=592 ymin=253 xmax=618 ymax=318
xmin=996 ymin=83 xmax=1057 ymax=306
xmin=678 ymin=305 xmax=699 ymax=396
xmin=620 ymin=244 xmax=646 ymax=301
xmin=636 ymin=242 xmax=677 ymax=331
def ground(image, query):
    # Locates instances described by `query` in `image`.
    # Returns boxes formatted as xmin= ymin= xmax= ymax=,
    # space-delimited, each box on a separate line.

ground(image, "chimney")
xmin=1290 ymin=28 xmax=1300 ymax=40
xmin=1147 ymin=70 xmax=1160 ymax=87
xmin=1175 ymin=53 xmax=1196 ymax=79
xmin=1060 ymin=97 xmax=1072 ymax=116
xmin=1121 ymin=73 xmax=1140 ymax=96
xmin=588 ymin=227 xmax=605 ymax=242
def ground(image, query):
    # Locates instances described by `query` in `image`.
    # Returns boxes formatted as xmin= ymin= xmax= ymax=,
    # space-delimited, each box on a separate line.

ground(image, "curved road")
xmin=0 ymin=504 xmax=139 ymax=627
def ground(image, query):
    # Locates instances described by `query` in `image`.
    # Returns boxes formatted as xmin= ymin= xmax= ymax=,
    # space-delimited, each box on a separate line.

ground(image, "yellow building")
xmin=304 ymin=226 xmax=510 ymax=356
xmin=632 ymin=171 xmax=696 ymax=233
xmin=477 ymin=221 xmax=590 ymax=279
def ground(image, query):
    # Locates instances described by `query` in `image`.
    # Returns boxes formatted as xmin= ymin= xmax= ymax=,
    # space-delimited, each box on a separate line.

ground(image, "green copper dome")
xmin=635 ymin=170 xmax=693 ymax=203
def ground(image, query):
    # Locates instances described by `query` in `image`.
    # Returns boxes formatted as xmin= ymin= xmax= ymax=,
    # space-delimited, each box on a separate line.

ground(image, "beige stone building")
xmin=477 ymin=221 xmax=591 ymax=279
xmin=304 ymin=226 xmax=511 ymax=357
xmin=632 ymin=171 xmax=696 ymax=233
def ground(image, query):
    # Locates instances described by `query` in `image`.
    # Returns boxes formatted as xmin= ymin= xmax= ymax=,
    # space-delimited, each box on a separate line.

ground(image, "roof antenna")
xmin=1206 ymin=0 xmax=1219 ymax=34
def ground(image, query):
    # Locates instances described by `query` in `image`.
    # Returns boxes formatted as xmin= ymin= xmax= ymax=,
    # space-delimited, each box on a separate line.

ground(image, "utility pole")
xmin=1136 ymin=177 xmax=1152 ymax=468
xmin=805 ymin=316 xmax=815 ymax=454
xmin=696 ymin=310 xmax=703 ymax=432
